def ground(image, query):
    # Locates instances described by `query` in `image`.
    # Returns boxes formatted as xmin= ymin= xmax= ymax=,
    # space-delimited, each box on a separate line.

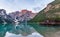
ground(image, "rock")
xmin=9 ymin=10 xmax=36 ymax=22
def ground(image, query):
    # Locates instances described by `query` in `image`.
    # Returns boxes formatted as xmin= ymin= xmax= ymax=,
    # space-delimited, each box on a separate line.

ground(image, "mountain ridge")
xmin=29 ymin=0 xmax=60 ymax=22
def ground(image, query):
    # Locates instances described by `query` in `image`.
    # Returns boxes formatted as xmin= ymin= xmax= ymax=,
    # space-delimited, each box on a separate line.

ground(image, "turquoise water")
xmin=0 ymin=23 xmax=36 ymax=37
xmin=0 ymin=23 xmax=60 ymax=37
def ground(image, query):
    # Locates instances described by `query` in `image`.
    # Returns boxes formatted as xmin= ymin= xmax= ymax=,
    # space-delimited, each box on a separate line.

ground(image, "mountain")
xmin=29 ymin=0 xmax=60 ymax=22
xmin=0 ymin=9 xmax=37 ymax=25
xmin=0 ymin=9 xmax=7 ymax=19
xmin=9 ymin=9 xmax=37 ymax=22
xmin=0 ymin=9 xmax=8 ymax=23
xmin=0 ymin=9 xmax=38 ymax=37
xmin=0 ymin=9 xmax=14 ymax=24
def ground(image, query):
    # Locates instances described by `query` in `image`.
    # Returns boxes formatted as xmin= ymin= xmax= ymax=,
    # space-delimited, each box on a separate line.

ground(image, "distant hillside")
xmin=29 ymin=0 xmax=60 ymax=22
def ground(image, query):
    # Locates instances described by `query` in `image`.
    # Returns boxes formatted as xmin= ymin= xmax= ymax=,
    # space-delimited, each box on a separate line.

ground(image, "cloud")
xmin=0 ymin=0 xmax=54 ymax=13
xmin=5 ymin=32 xmax=44 ymax=37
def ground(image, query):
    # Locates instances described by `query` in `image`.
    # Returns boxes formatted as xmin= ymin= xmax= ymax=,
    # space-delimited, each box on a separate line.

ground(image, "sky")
xmin=0 ymin=0 xmax=54 ymax=14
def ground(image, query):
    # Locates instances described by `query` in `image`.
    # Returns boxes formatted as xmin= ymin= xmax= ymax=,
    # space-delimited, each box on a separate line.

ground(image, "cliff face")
xmin=29 ymin=0 xmax=60 ymax=22
xmin=9 ymin=10 xmax=37 ymax=21
xmin=0 ymin=9 xmax=37 ymax=24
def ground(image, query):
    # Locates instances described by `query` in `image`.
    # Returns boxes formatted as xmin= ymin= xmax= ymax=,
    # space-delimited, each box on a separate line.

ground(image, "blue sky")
xmin=0 ymin=0 xmax=54 ymax=13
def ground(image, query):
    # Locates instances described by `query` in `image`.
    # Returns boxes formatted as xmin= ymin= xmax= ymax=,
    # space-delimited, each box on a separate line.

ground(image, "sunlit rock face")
xmin=9 ymin=9 xmax=37 ymax=22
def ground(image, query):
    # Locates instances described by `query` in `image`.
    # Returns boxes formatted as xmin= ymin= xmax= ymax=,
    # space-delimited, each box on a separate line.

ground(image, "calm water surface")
xmin=0 ymin=23 xmax=60 ymax=37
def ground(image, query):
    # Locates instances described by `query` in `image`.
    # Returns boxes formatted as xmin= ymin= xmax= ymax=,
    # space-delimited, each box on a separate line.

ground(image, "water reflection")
xmin=5 ymin=32 xmax=44 ymax=37
xmin=0 ymin=22 xmax=44 ymax=37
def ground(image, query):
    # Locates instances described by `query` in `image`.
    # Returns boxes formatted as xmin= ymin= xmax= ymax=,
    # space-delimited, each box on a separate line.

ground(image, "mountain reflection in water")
xmin=5 ymin=32 xmax=43 ymax=37
xmin=0 ymin=23 xmax=44 ymax=37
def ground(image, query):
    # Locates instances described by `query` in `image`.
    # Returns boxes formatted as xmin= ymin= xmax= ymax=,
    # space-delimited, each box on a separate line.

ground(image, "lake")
xmin=0 ymin=23 xmax=60 ymax=37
